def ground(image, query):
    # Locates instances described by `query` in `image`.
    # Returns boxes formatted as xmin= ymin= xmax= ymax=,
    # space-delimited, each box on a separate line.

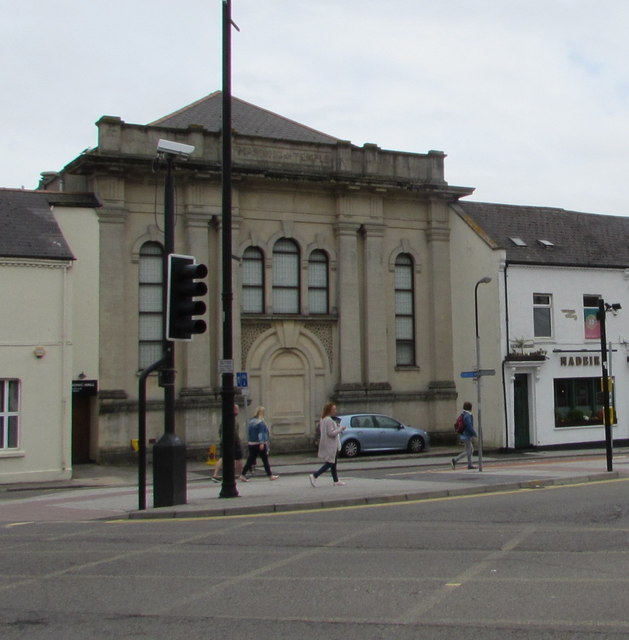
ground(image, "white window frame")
xmin=583 ymin=294 xmax=601 ymax=339
xmin=0 ymin=379 xmax=20 ymax=450
xmin=533 ymin=293 xmax=552 ymax=338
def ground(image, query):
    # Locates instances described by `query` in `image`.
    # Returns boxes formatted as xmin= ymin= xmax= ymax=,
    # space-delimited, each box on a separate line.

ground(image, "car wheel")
xmin=341 ymin=439 xmax=360 ymax=458
xmin=408 ymin=435 xmax=425 ymax=454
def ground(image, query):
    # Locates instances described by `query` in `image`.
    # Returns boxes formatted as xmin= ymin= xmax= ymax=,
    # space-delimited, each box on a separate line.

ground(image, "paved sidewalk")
xmin=1 ymin=448 xmax=627 ymax=523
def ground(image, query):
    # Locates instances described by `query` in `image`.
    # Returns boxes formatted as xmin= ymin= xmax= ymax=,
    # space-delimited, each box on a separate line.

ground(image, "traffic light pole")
xmin=153 ymin=154 xmax=187 ymax=507
xmin=598 ymin=299 xmax=613 ymax=473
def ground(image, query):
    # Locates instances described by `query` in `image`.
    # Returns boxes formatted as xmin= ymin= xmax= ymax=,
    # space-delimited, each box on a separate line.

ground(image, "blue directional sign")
xmin=236 ymin=371 xmax=249 ymax=388
xmin=460 ymin=369 xmax=496 ymax=379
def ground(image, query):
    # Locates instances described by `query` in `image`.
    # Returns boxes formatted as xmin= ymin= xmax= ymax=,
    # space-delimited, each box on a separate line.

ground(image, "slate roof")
xmin=0 ymin=189 xmax=99 ymax=260
xmin=456 ymin=201 xmax=629 ymax=269
xmin=150 ymin=91 xmax=339 ymax=144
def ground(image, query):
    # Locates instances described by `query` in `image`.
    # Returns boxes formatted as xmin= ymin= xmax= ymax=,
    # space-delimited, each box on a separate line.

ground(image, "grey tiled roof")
xmin=0 ymin=189 xmax=98 ymax=260
xmin=150 ymin=91 xmax=339 ymax=144
xmin=456 ymin=201 xmax=629 ymax=268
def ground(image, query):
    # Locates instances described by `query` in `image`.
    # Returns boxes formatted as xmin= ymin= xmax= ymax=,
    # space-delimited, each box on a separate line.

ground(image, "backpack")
xmin=454 ymin=413 xmax=465 ymax=434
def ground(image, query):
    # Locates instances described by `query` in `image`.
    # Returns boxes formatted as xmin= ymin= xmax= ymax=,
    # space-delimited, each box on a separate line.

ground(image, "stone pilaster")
xmin=97 ymin=204 xmax=129 ymax=396
xmin=362 ymin=222 xmax=388 ymax=383
xmin=335 ymin=220 xmax=362 ymax=385
xmin=425 ymin=199 xmax=455 ymax=389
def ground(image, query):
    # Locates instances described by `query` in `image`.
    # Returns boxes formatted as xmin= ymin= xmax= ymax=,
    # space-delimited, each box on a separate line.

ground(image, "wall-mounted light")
xmin=33 ymin=346 xmax=46 ymax=359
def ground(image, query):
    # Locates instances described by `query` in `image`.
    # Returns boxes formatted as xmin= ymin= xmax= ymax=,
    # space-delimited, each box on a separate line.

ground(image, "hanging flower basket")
xmin=507 ymin=337 xmax=547 ymax=361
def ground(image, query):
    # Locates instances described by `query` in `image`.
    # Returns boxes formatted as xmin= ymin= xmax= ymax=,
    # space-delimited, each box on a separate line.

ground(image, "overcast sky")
xmin=3 ymin=1 xmax=629 ymax=215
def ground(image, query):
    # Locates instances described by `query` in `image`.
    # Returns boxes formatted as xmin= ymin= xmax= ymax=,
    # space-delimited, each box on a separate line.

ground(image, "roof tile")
xmin=150 ymin=91 xmax=339 ymax=144
xmin=456 ymin=201 xmax=629 ymax=268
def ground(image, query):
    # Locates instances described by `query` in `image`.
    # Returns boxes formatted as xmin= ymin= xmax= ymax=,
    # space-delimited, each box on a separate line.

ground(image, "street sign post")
xmin=236 ymin=371 xmax=248 ymax=388
xmin=460 ymin=367 xmax=496 ymax=473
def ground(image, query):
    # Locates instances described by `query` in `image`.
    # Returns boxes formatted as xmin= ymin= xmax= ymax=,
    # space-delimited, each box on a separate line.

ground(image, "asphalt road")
xmin=2 ymin=475 xmax=629 ymax=639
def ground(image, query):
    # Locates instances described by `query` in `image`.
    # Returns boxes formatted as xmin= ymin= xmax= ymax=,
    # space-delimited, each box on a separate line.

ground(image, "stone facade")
xmin=45 ymin=96 xmax=473 ymax=461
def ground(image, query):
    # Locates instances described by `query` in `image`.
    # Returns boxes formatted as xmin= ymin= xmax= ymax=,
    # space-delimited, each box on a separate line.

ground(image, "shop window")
xmin=272 ymin=238 xmax=300 ymax=314
xmin=533 ymin=293 xmax=552 ymax=337
xmin=554 ymin=377 xmax=609 ymax=427
xmin=308 ymin=250 xmax=329 ymax=314
xmin=583 ymin=295 xmax=601 ymax=339
xmin=242 ymin=246 xmax=265 ymax=313
xmin=138 ymin=242 xmax=164 ymax=370
xmin=395 ymin=253 xmax=415 ymax=366
xmin=0 ymin=379 xmax=19 ymax=449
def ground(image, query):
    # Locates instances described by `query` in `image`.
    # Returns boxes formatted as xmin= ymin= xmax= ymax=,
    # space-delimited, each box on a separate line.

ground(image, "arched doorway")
xmin=245 ymin=322 xmax=330 ymax=450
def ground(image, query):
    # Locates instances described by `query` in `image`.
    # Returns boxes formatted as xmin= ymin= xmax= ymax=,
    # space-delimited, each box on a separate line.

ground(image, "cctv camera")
xmin=156 ymin=139 xmax=195 ymax=158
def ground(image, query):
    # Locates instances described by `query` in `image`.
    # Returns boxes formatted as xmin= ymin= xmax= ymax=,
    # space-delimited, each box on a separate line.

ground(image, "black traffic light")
xmin=166 ymin=253 xmax=208 ymax=341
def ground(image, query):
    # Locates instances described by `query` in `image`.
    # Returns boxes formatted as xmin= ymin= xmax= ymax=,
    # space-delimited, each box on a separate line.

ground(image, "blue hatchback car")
xmin=336 ymin=413 xmax=429 ymax=458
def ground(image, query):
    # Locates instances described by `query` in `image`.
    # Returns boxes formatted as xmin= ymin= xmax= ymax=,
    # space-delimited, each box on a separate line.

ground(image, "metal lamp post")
xmin=474 ymin=276 xmax=492 ymax=471
xmin=153 ymin=154 xmax=187 ymax=508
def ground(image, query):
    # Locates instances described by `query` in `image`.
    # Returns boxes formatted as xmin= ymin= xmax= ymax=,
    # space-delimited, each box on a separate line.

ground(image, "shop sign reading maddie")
xmin=559 ymin=355 xmax=600 ymax=367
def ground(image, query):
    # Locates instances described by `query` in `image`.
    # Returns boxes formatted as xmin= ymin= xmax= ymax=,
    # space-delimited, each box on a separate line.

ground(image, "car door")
xmin=373 ymin=415 xmax=405 ymax=449
xmin=349 ymin=415 xmax=378 ymax=451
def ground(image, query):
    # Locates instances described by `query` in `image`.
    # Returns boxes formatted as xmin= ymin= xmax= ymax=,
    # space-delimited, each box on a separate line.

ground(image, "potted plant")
xmin=506 ymin=337 xmax=547 ymax=361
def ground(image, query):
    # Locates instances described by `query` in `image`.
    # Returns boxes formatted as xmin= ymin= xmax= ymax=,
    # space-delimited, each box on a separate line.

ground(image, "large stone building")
xmin=41 ymin=92 xmax=473 ymax=462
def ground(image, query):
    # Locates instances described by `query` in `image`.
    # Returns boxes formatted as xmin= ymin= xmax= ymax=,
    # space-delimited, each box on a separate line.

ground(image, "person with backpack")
xmin=239 ymin=406 xmax=279 ymax=482
xmin=451 ymin=401 xmax=478 ymax=470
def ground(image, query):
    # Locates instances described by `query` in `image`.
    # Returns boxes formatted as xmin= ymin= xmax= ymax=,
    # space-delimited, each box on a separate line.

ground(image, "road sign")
xmin=460 ymin=369 xmax=496 ymax=379
xmin=218 ymin=359 xmax=234 ymax=374
xmin=236 ymin=371 xmax=248 ymax=388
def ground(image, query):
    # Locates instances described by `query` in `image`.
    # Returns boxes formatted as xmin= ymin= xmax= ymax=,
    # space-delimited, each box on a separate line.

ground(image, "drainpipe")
xmin=501 ymin=262 xmax=510 ymax=450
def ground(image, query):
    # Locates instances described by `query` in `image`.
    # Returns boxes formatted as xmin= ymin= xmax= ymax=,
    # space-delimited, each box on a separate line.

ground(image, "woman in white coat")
xmin=309 ymin=402 xmax=347 ymax=487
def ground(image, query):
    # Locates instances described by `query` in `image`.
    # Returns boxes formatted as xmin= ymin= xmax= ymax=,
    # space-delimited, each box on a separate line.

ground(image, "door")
xmin=513 ymin=373 xmax=531 ymax=448
xmin=373 ymin=415 xmax=405 ymax=449
xmin=72 ymin=395 xmax=91 ymax=463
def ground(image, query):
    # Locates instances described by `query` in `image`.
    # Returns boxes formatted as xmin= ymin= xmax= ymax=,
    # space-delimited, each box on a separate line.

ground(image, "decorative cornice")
xmin=0 ymin=258 xmax=69 ymax=269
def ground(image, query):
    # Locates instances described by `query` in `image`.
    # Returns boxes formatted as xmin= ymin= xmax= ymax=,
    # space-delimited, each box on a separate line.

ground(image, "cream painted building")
xmin=42 ymin=92 xmax=473 ymax=462
xmin=451 ymin=201 xmax=629 ymax=450
xmin=0 ymin=189 xmax=99 ymax=483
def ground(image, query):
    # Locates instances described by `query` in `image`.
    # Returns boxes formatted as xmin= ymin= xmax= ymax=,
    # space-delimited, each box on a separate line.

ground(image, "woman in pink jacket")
xmin=309 ymin=402 xmax=347 ymax=487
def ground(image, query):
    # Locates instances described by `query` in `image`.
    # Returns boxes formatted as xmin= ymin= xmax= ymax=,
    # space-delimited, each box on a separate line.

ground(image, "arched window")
xmin=242 ymin=246 xmax=265 ymax=313
xmin=308 ymin=250 xmax=329 ymax=314
xmin=138 ymin=242 xmax=163 ymax=369
xmin=394 ymin=253 xmax=415 ymax=366
xmin=272 ymin=238 xmax=300 ymax=314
